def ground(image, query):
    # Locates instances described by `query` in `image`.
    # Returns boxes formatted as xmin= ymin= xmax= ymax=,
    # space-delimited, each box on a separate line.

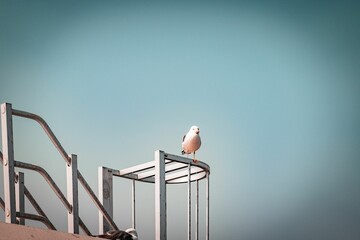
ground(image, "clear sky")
xmin=1 ymin=0 xmax=360 ymax=239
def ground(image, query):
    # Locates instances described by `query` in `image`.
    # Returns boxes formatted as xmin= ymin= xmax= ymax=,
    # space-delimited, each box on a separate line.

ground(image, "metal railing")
xmin=1 ymin=102 xmax=117 ymax=235
xmin=1 ymin=102 xmax=210 ymax=240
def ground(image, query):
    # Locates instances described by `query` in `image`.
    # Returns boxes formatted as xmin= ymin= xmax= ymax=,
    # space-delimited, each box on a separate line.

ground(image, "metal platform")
xmin=99 ymin=151 xmax=210 ymax=240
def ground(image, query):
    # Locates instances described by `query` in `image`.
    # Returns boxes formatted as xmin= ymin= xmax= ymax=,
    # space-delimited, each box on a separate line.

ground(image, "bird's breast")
xmin=182 ymin=134 xmax=201 ymax=153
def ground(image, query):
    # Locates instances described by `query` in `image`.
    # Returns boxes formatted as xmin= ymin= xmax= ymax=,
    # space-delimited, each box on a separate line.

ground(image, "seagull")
xmin=182 ymin=125 xmax=201 ymax=163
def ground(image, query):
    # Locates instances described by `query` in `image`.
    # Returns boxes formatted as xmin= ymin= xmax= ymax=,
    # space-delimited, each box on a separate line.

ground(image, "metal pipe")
xmin=77 ymin=171 xmax=119 ymax=231
xmin=15 ymin=172 xmax=25 ymax=225
xmin=155 ymin=150 xmax=167 ymax=240
xmin=67 ymin=154 xmax=79 ymax=234
xmin=188 ymin=163 xmax=191 ymax=240
xmin=206 ymin=172 xmax=210 ymax=240
xmin=14 ymin=160 xmax=72 ymax=212
xmin=16 ymin=212 xmax=56 ymax=230
xmin=11 ymin=109 xmax=71 ymax=165
xmin=132 ymin=179 xmax=136 ymax=229
xmin=5 ymin=106 xmax=116 ymax=235
xmin=195 ymin=180 xmax=199 ymax=240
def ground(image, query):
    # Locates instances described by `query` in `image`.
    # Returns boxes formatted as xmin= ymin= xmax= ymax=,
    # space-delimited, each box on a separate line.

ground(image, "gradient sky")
xmin=1 ymin=1 xmax=360 ymax=239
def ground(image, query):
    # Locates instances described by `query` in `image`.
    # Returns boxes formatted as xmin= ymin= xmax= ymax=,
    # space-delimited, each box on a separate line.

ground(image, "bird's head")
xmin=190 ymin=125 xmax=200 ymax=134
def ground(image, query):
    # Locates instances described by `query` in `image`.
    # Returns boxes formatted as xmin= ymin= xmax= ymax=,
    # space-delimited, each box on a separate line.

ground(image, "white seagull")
xmin=182 ymin=125 xmax=201 ymax=163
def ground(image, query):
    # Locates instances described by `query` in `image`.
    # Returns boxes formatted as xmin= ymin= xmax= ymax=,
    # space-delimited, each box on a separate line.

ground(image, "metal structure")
xmin=98 ymin=150 xmax=210 ymax=240
xmin=1 ymin=102 xmax=210 ymax=240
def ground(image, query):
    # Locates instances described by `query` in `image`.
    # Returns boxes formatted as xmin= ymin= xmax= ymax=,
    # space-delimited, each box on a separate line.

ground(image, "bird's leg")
xmin=192 ymin=152 xmax=198 ymax=163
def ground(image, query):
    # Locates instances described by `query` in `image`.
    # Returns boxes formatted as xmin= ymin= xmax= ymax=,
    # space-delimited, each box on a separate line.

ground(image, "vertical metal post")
xmin=15 ymin=172 xmax=25 ymax=225
xmin=132 ymin=179 xmax=136 ymax=229
xmin=195 ymin=180 xmax=199 ymax=240
xmin=98 ymin=167 xmax=113 ymax=234
xmin=155 ymin=150 xmax=166 ymax=240
xmin=188 ymin=163 xmax=191 ymax=240
xmin=1 ymin=102 xmax=16 ymax=223
xmin=206 ymin=172 xmax=210 ymax=240
xmin=67 ymin=154 xmax=79 ymax=234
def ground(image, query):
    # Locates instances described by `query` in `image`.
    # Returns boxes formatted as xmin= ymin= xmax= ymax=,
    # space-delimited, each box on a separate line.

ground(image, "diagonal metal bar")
xmin=24 ymin=185 xmax=91 ymax=235
xmin=23 ymin=185 xmax=56 ymax=230
xmin=0 ymin=196 xmax=4 ymax=211
xmin=79 ymin=217 xmax=92 ymax=236
xmin=77 ymin=171 xmax=119 ymax=231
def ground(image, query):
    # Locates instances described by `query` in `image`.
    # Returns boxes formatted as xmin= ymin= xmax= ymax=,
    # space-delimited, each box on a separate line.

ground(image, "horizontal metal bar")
xmin=116 ymin=174 xmax=155 ymax=183
xmin=138 ymin=163 xmax=188 ymax=180
xmin=165 ymin=152 xmax=210 ymax=173
xmin=167 ymin=172 xmax=207 ymax=184
xmin=16 ymin=212 xmax=56 ymax=230
xmin=118 ymin=160 xmax=155 ymax=175
xmin=11 ymin=109 xmax=71 ymax=165
xmin=111 ymin=169 xmax=156 ymax=183
xmin=14 ymin=160 xmax=72 ymax=212
xmin=118 ymin=160 xmax=173 ymax=176
xmin=77 ymin=171 xmax=119 ymax=231
xmin=166 ymin=168 xmax=205 ymax=182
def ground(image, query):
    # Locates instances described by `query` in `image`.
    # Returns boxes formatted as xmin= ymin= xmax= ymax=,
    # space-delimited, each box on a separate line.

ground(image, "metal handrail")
xmin=1 ymin=152 xmax=91 ymax=235
xmin=9 ymin=106 xmax=119 ymax=231
xmin=2 ymin=104 xmax=119 ymax=234
xmin=16 ymin=212 xmax=56 ymax=230
xmin=14 ymin=160 xmax=72 ymax=212
xmin=11 ymin=109 xmax=70 ymax=165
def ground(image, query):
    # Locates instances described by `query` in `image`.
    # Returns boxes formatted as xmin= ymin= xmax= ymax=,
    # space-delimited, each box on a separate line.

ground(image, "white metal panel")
xmin=1 ymin=102 xmax=16 ymax=223
xmin=155 ymin=150 xmax=167 ymax=240
xmin=98 ymin=167 xmax=114 ymax=234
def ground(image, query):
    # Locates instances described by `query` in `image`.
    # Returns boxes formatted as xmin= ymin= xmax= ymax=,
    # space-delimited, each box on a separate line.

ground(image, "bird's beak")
xmin=196 ymin=130 xmax=200 ymax=134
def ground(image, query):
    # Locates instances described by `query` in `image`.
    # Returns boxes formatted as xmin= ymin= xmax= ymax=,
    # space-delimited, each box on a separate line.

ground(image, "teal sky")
xmin=1 ymin=1 xmax=360 ymax=239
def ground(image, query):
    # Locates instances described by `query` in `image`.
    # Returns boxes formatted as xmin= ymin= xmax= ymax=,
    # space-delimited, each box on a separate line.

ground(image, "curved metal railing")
xmin=1 ymin=103 xmax=118 ymax=235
